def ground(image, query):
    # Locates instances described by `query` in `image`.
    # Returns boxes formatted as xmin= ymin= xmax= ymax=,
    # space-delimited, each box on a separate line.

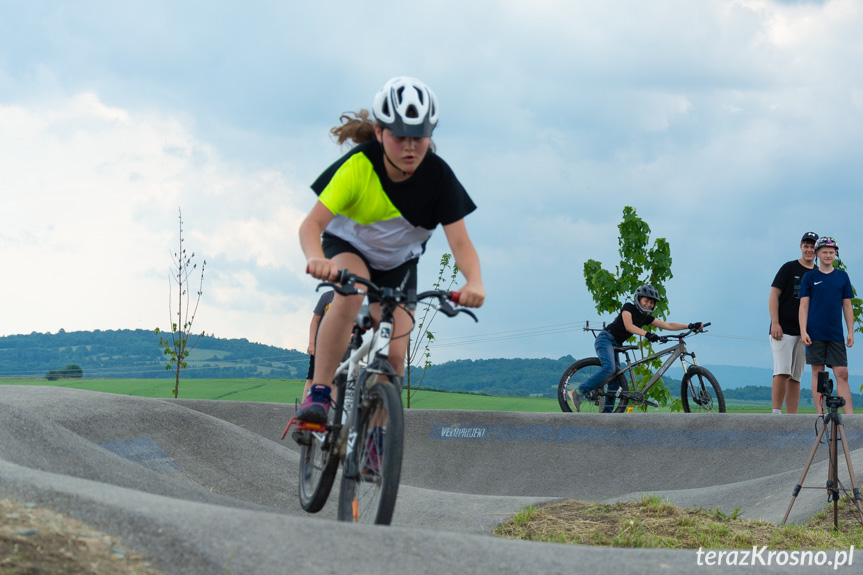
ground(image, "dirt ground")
xmin=0 ymin=498 xmax=163 ymax=575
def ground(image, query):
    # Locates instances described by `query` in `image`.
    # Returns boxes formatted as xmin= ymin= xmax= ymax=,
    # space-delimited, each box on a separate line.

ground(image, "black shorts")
xmin=306 ymin=355 xmax=315 ymax=380
xmin=806 ymin=340 xmax=847 ymax=368
xmin=321 ymin=232 xmax=418 ymax=300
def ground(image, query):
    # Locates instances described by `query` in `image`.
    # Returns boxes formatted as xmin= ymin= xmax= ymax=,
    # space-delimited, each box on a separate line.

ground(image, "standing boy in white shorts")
xmin=768 ymin=232 xmax=818 ymax=413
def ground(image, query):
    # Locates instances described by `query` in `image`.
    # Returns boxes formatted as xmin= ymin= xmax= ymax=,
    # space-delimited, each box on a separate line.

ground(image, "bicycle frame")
xmin=331 ymin=299 xmax=398 ymax=475
xmin=614 ymin=338 xmax=698 ymax=396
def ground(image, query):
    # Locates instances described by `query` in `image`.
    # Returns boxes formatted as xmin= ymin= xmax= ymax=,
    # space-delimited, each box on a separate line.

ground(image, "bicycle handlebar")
xmin=313 ymin=269 xmax=478 ymax=323
xmin=658 ymin=322 xmax=711 ymax=344
xmin=583 ymin=322 xmax=711 ymax=343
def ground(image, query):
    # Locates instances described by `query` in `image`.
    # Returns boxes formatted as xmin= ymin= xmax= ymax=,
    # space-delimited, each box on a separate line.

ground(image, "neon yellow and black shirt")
xmin=311 ymin=141 xmax=476 ymax=271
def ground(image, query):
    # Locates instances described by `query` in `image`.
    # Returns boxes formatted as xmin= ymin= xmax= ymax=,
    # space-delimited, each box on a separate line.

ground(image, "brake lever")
xmin=445 ymin=291 xmax=478 ymax=322
xmin=434 ymin=297 xmax=479 ymax=322
xmin=316 ymin=269 xmax=362 ymax=296
xmin=457 ymin=308 xmax=479 ymax=322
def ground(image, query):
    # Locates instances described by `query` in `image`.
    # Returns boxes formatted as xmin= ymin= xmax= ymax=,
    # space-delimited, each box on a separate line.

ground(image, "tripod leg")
xmin=782 ymin=423 xmax=829 ymax=525
xmin=831 ymin=420 xmax=839 ymax=530
xmin=836 ymin=423 xmax=863 ymax=524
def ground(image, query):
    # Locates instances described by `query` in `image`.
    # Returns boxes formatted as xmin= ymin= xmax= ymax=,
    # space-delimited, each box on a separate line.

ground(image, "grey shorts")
xmin=806 ymin=340 xmax=847 ymax=368
xmin=770 ymin=335 xmax=806 ymax=381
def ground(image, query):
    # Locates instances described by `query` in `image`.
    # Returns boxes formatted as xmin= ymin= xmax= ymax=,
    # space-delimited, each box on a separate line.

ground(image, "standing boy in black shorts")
xmin=799 ymin=236 xmax=854 ymax=414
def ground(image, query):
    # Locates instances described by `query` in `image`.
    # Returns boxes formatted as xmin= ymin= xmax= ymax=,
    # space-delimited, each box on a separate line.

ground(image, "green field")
xmin=0 ymin=378 xmax=561 ymax=412
xmin=0 ymin=377 xmax=798 ymax=413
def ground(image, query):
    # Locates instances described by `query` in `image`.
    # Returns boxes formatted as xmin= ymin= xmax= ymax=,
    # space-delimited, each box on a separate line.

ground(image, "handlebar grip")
xmin=449 ymin=291 xmax=461 ymax=305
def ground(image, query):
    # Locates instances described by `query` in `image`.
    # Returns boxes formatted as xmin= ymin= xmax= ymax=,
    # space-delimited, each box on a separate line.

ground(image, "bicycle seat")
xmin=614 ymin=345 xmax=638 ymax=352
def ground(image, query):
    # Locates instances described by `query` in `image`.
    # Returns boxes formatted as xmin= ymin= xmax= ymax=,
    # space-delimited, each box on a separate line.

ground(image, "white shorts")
xmin=770 ymin=334 xmax=806 ymax=382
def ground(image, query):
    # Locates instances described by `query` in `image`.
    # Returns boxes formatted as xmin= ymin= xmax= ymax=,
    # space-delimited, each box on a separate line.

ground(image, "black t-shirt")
xmin=606 ymin=302 xmax=655 ymax=345
xmin=310 ymin=141 xmax=476 ymax=271
xmin=770 ymin=259 xmax=814 ymax=336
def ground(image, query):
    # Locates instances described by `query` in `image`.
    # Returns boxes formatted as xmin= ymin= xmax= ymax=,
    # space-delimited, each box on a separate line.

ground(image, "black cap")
xmin=801 ymin=232 xmax=818 ymax=243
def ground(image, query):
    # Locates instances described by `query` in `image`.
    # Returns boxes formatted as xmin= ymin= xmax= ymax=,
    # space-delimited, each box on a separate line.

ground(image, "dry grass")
xmin=494 ymin=495 xmax=863 ymax=550
xmin=0 ymin=498 xmax=164 ymax=575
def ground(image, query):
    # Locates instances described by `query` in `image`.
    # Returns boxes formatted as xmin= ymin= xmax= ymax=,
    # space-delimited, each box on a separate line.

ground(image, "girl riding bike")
xmin=575 ymin=284 xmax=703 ymax=412
xmin=297 ymin=76 xmax=485 ymax=422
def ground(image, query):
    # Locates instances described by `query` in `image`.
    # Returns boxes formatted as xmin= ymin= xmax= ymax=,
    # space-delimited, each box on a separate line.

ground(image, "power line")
xmin=427 ymin=321 xmax=767 ymax=349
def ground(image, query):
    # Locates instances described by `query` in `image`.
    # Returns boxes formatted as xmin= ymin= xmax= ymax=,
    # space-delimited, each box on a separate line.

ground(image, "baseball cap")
xmin=801 ymin=232 xmax=818 ymax=243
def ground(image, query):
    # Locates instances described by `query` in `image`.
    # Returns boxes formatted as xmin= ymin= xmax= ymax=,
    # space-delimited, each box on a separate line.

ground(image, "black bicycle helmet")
xmin=814 ymin=236 xmax=838 ymax=252
xmin=634 ymin=284 xmax=660 ymax=314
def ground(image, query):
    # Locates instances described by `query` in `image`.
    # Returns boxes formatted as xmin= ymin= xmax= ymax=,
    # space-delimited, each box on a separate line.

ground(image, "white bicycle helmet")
xmin=372 ymin=76 xmax=439 ymax=138
xmin=633 ymin=284 xmax=660 ymax=314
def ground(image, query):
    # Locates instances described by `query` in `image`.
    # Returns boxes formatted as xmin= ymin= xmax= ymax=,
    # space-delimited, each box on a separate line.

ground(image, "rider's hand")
xmin=688 ymin=322 xmax=703 ymax=332
xmin=455 ymin=281 xmax=485 ymax=308
xmin=644 ymin=332 xmax=660 ymax=343
xmin=306 ymin=257 xmax=340 ymax=282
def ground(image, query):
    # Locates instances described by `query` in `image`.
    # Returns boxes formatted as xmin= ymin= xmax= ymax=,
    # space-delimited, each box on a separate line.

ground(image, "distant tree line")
xmin=0 ymin=329 xmax=307 ymax=380
xmin=721 ymin=385 xmax=863 ymax=407
xmin=414 ymin=356 xmax=681 ymax=399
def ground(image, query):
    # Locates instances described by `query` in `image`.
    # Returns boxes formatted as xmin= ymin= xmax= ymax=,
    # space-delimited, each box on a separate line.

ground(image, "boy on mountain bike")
xmin=296 ymin=76 xmax=485 ymax=423
xmin=574 ymin=284 xmax=703 ymax=412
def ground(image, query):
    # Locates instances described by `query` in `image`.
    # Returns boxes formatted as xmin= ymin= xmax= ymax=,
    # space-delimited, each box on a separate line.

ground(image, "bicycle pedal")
xmin=298 ymin=421 xmax=327 ymax=431
xmin=280 ymin=416 xmax=327 ymax=440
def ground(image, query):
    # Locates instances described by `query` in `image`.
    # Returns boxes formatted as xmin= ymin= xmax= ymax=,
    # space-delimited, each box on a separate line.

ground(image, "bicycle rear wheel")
xmin=337 ymin=374 xmax=404 ymax=525
xmin=298 ymin=373 xmax=344 ymax=512
xmin=680 ymin=366 xmax=726 ymax=413
xmin=558 ymin=357 xmax=630 ymax=414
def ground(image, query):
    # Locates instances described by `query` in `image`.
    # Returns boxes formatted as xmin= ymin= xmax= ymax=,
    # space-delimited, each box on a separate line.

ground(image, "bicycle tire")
xmin=558 ymin=357 xmax=630 ymax=414
xmin=680 ymin=366 xmax=726 ymax=413
xmin=337 ymin=374 xmax=404 ymax=525
xmin=298 ymin=372 xmax=344 ymax=512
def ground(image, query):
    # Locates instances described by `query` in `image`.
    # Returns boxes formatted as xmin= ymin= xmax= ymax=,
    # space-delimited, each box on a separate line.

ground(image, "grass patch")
xmin=494 ymin=495 xmax=863 ymax=549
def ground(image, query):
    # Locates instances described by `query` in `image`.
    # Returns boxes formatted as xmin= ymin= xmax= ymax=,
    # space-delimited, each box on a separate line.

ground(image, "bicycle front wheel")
xmin=298 ymin=374 xmax=344 ymax=512
xmin=558 ymin=357 xmax=630 ymax=414
xmin=680 ymin=366 xmax=726 ymax=413
xmin=337 ymin=375 xmax=404 ymax=525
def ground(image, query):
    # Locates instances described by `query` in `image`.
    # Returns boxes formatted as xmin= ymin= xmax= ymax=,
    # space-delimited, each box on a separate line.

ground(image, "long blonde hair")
xmin=330 ymin=110 xmax=376 ymax=146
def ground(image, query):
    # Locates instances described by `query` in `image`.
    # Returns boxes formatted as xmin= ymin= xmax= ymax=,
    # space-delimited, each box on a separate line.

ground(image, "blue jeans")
xmin=578 ymin=330 xmax=621 ymax=413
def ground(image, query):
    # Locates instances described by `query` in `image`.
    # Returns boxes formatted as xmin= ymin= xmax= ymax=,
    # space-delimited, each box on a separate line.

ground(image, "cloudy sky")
xmin=2 ymin=0 xmax=862 ymax=375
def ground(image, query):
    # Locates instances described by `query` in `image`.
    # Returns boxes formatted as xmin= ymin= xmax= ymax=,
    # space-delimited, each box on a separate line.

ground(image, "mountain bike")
xmin=282 ymin=270 xmax=477 ymax=524
xmin=558 ymin=323 xmax=725 ymax=413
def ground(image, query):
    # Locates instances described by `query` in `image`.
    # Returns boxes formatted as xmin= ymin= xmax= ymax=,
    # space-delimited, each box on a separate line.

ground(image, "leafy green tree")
xmin=404 ymin=253 xmax=459 ymax=408
xmin=831 ymin=258 xmax=863 ymax=392
xmin=582 ymin=206 xmax=677 ymax=410
xmin=156 ymin=208 xmax=206 ymax=398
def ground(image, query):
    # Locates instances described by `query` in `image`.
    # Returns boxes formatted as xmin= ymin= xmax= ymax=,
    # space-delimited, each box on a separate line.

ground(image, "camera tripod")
xmin=781 ymin=398 xmax=863 ymax=529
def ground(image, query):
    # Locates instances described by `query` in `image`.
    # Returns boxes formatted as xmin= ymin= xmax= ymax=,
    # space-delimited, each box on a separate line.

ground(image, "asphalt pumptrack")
xmin=1 ymin=385 xmax=861 ymax=574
